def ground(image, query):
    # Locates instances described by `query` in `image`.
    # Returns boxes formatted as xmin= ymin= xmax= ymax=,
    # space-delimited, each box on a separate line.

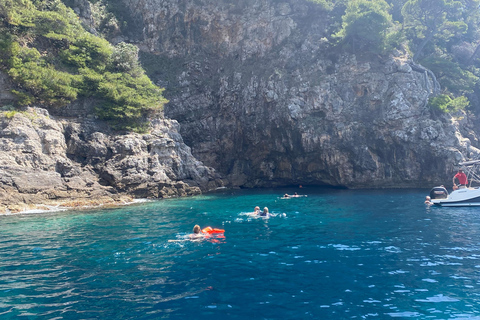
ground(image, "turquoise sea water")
xmin=2 ymin=188 xmax=480 ymax=319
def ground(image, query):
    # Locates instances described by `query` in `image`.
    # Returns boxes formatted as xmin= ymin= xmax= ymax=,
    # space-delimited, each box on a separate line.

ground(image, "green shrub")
xmin=11 ymin=90 xmax=35 ymax=105
xmin=3 ymin=110 xmax=19 ymax=119
xmin=34 ymin=10 xmax=74 ymax=40
xmin=334 ymin=0 xmax=394 ymax=53
xmin=0 ymin=0 xmax=168 ymax=131
xmin=78 ymin=67 xmax=103 ymax=93
xmin=95 ymin=72 xmax=167 ymax=127
xmin=0 ymin=0 xmax=36 ymax=27
xmin=0 ymin=33 xmax=14 ymax=65
xmin=60 ymin=34 xmax=112 ymax=71
xmin=9 ymin=62 xmax=80 ymax=106
xmin=421 ymin=55 xmax=479 ymax=95
xmin=8 ymin=44 xmax=80 ymax=106
xmin=428 ymin=94 xmax=469 ymax=113
xmin=110 ymin=42 xmax=143 ymax=76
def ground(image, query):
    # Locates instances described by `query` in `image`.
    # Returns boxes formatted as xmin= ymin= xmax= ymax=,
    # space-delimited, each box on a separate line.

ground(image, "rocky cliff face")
xmin=2 ymin=0 xmax=480 ymax=213
xmin=115 ymin=0 xmax=480 ymax=188
xmin=0 ymin=106 xmax=222 ymax=212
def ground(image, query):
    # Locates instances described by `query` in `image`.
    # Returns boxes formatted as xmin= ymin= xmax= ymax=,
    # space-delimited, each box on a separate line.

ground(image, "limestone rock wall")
xmin=116 ymin=0 xmax=480 ymax=188
xmin=0 ymin=107 xmax=222 ymax=212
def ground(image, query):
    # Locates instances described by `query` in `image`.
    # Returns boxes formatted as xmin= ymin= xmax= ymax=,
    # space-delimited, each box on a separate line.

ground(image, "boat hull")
xmin=431 ymin=188 xmax=480 ymax=207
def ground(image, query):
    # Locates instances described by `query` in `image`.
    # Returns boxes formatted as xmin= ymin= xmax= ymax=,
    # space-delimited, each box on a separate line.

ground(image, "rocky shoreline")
xmin=0 ymin=107 xmax=224 ymax=214
xmin=0 ymin=195 xmax=135 ymax=215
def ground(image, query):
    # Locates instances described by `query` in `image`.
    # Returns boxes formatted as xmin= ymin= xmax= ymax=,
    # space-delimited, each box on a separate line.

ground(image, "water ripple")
xmin=2 ymin=189 xmax=480 ymax=318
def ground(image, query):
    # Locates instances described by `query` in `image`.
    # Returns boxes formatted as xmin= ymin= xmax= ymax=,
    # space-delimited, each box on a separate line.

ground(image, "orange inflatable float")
xmin=202 ymin=227 xmax=225 ymax=234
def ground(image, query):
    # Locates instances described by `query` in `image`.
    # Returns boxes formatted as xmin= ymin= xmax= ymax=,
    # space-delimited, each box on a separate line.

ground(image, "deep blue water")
xmin=2 ymin=188 xmax=480 ymax=319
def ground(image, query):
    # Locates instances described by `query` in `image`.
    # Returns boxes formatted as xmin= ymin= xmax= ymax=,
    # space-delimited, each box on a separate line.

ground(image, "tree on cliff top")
xmin=401 ymin=0 xmax=480 ymax=109
xmin=402 ymin=0 xmax=466 ymax=62
xmin=334 ymin=0 xmax=398 ymax=54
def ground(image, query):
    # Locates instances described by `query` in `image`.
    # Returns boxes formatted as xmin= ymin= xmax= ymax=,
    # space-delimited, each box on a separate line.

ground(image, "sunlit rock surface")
xmin=0 ymin=107 xmax=222 ymax=212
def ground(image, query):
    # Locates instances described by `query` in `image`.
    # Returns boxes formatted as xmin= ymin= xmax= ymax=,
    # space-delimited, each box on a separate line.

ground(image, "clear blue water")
xmin=2 ymin=188 xmax=480 ymax=319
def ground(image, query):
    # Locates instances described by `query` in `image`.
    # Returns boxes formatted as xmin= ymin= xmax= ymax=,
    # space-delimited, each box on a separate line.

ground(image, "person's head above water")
xmin=193 ymin=225 xmax=201 ymax=234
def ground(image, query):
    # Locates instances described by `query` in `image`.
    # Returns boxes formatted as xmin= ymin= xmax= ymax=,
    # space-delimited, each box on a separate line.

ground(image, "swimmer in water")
xmin=283 ymin=192 xmax=305 ymax=198
xmin=189 ymin=225 xmax=205 ymax=239
xmin=168 ymin=225 xmax=204 ymax=242
xmin=425 ymin=196 xmax=433 ymax=206
xmin=254 ymin=206 xmax=261 ymax=215
xmin=260 ymin=207 xmax=269 ymax=217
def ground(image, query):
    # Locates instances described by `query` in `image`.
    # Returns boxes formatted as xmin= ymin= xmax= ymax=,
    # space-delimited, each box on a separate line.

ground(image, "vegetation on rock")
xmin=311 ymin=0 xmax=480 ymax=115
xmin=2 ymin=0 xmax=480 ymax=123
xmin=0 ymin=0 xmax=167 ymax=131
xmin=334 ymin=0 xmax=400 ymax=54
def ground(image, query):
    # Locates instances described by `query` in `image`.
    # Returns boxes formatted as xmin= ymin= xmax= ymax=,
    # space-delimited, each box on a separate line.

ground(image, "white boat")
xmin=430 ymin=160 xmax=480 ymax=207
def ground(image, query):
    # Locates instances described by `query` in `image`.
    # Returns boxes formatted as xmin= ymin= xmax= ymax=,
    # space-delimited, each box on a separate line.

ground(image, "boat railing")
xmin=466 ymin=169 xmax=480 ymax=188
